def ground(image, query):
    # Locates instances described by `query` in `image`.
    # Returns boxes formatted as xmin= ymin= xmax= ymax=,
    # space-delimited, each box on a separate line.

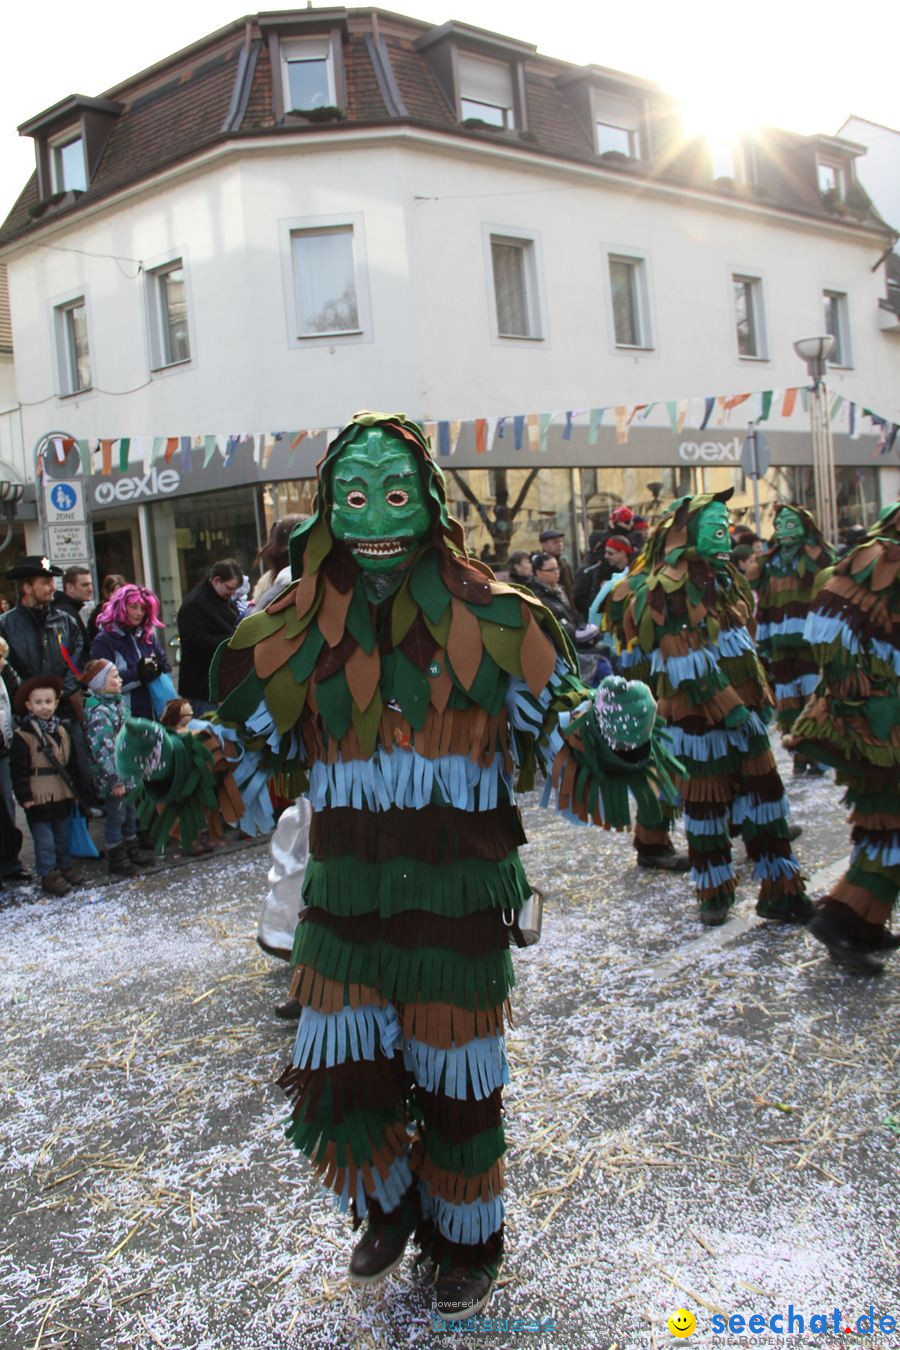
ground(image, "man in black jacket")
xmin=177 ymin=559 xmax=242 ymax=710
xmin=0 ymin=557 xmax=86 ymax=710
xmin=53 ymin=565 xmax=94 ymax=637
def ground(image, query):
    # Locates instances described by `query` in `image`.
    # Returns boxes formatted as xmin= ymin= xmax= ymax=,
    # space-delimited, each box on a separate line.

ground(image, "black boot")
xmin=274 ymin=998 xmax=302 ymax=1020
xmin=637 ymin=849 xmax=691 ymax=872
xmin=107 ymin=843 xmax=137 ymax=878
xmin=348 ymin=1195 xmax=417 ymax=1286
xmin=434 ymin=1268 xmax=495 ymax=1321
xmin=807 ymin=910 xmax=884 ymax=974
xmin=125 ymin=836 xmax=156 ymax=868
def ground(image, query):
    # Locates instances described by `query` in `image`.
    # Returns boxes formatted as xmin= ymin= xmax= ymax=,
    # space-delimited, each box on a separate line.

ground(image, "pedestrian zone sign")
xmin=45 ymin=480 xmax=85 ymax=522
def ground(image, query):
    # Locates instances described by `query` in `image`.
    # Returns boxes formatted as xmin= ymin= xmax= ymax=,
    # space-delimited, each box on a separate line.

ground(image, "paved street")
xmin=1 ymin=749 xmax=898 ymax=1350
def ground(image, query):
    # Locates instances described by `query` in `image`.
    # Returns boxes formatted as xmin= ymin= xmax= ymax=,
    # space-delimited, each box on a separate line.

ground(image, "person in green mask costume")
xmin=746 ymin=503 xmax=835 ymax=773
xmin=117 ymin=412 xmax=682 ymax=1323
xmin=787 ymin=502 xmax=900 ymax=973
xmin=601 ymin=488 xmax=809 ymax=926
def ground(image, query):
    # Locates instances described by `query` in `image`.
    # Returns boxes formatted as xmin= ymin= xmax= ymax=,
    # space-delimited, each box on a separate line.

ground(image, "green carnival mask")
xmin=330 ymin=429 xmax=432 ymax=571
xmin=775 ymin=507 xmax=805 ymax=547
xmin=695 ymin=501 xmax=731 ymax=559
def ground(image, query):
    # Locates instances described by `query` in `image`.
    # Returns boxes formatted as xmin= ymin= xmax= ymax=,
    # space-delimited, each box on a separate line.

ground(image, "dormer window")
xmin=458 ymin=53 xmax=515 ymax=128
xmin=593 ymin=92 xmax=642 ymax=158
xmin=49 ymin=132 xmax=86 ymax=193
xmin=817 ymin=157 xmax=845 ymax=200
xmin=709 ymin=138 xmax=746 ymax=183
xmin=282 ymin=37 xmax=335 ymax=113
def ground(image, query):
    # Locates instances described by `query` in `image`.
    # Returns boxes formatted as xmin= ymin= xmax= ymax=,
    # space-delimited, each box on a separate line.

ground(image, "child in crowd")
xmin=160 ymin=698 xmax=219 ymax=852
xmin=82 ymin=659 xmax=155 ymax=878
xmin=10 ymin=675 xmax=83 ymax=896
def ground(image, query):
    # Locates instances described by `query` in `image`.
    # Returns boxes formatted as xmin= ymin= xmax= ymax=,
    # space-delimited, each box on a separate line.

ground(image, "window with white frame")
xmin=459 ymin=52 xmax=515 ymax=127
xmin=823 ymin=289 xmax=851 ymax=366
xmin=282 ymin=37 xmax=335 ymax=111
xmin=148 ymin=260 xmax=190 ymax=368
xmin=490 ymin=234 xmax=541 ymax=339
xmin=817 ymin=157 xmax=845 ymax=200
xmin=709 ymin=137 xmax=746 ymax=183
xmin=732 ymin=274 xmax=766 ymax=358
xmin=608 ymin=255 xmax=651 ymax=348
xmin=594 ymin=92 xmax=642 ymax=158
xmin=49 ymin=132 xmax=86 ymax=193
xmin=55 ymin=298 xmax=91 ymax=394
xmin=291 ymin=225 xmax=359 ymax=336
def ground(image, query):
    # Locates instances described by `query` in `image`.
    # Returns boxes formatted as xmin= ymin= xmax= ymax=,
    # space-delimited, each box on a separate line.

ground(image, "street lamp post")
xmin=792 ymin=334 xmax=838 ymax=545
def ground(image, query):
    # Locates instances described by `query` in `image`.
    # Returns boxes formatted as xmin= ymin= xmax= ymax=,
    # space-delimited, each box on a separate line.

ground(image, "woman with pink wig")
xmin=89 ymin=585 xmax=172 ymax=721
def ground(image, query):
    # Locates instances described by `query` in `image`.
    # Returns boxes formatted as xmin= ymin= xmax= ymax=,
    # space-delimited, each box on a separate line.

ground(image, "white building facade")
xmin=2 ymin=10 xmax=899 ymax=616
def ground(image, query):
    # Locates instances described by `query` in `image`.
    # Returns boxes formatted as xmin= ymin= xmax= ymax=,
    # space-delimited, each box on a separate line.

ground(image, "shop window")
xmin=281 ymin=37 xmax=336 ymax=112
xmin=489 ymin=233 xmax=543 ymax=340
xmin=291 ymin=225 xmax=360 ymax=336
xmin=732 ymin=274 xmax=767 ymax=359
xmin=608 ymin=254 xmax=652 ymax=348
xmin=55 ymin=297 xmax=91 ymax=395
xmin=594 ymin=92 xmax=642 ymax=158
xmin=459 ymin=52 xmax=515 ymax=128
xmin=49 ymin=131 xmax=87 ymax=193
xmin=148 ymin=260 xmax=191 ymax=369
xmin=823 ymin=289 xmax=851 ymax=367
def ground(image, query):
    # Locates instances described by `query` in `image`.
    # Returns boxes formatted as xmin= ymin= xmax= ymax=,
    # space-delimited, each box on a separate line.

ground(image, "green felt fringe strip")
xmin=291 ymin=922 xmax=516 ymax=1011
xmin=424 ymin=1124 xmax=506 ymax=1177
xmin=301 ymin=851 xmax=531 ymax=919
xmin=136 ymin=734 xmax=219 ymax=850
xmin=285 ymin=1101 xmax=404 ymax=1168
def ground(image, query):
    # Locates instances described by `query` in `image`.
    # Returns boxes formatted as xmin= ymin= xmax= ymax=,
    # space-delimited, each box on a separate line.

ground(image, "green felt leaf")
xmin=289 ymin=626 xmax=325 ymax=683
xmin=345 ymin=581 xmax=376 ymax=652
xmin=393 ymin=649 xmax=431 ymax=730
xmin=266 ymin=667 xmax=308 ymax=733
xmin=424 ymin=609 xmax=451 ymax=647
xmin=471 ymin=593 xmax=523 ymax=628
xmin=410 ymin=549 xmax=449 ymax=624
xmin=351 ymin=690 xmax=384 ymax=756
xmin=302 ymin=518 xmax=333 ymax=578
xmin=481 ymin=621 xmax=524 ymax=677
xmin=467 ymin=650 xmax=504 ymax=716
xmin=315 ymin=669 xmax=353 ymax=741
xmin=229 ymin=607 xmax=286 ymax=650
xmin=217 ymin=669 xmax=265 ymax=724
xmin=638 ymin=602 xmax=655 ymax=652
xmin=391 ymin=577 xmax=418 ymax=646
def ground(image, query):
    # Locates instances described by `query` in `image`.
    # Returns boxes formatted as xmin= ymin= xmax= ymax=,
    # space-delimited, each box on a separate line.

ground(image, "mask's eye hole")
xmin=386 ymin=489 xmax=409 ymax=507
xmin=347 ymin=490 xmax=366 ymax=509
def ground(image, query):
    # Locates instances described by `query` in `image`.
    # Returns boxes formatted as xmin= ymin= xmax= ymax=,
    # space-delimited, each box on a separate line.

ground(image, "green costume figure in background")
xmin=746 ymin=504 xmax=835 ymax=774
xmin=118 ymin=413 xmax=680 ymax=1323
xmin=788 ymin=502 xmax=900 ymax=973
xmin=605 ymin=488 xmax=810 ymax=926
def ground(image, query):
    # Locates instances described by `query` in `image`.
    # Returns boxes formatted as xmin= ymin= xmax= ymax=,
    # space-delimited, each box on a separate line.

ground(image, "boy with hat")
xmin=10 ymin=674 xmax=84 ymax=896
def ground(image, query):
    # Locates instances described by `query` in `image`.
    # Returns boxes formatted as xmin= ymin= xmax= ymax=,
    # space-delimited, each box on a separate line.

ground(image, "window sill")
xmin=614 ymin=343 xmax=654 ymax=352
xmin=496 ymin=332 xmax=544 ymax=342
xmin=737 ymin=354 xmax=770 ymax=362
xmin=151 ymin=358 xmax=192 ymax=373
xmin=297 ymin=328 xmax=363 ymax=340
xmin=57 ymin=386 xmax=93 ymax=399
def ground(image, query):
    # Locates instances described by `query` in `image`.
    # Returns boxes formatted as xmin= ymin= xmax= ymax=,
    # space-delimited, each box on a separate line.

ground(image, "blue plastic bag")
xmin=68 ymin=810 xmax=100 ymax=859
xmin=149 ymin=671 xmax=178 ymax=718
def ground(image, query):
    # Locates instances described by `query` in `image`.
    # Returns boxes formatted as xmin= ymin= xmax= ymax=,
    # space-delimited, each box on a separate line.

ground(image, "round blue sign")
xmin=49 ymin=483 xmax=78 ymax=512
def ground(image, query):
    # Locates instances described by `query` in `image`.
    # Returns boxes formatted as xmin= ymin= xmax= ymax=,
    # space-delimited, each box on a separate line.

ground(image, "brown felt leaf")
xmin=447 ymin=597 xmax=483 ymax=690
xmin=316 ymin=630 xmax=357 ymax=681
xmin=318 ymin=575 xmax=353 ymax=648
xmin=871 ymin=548 xmax=900 ymax=593
xmin=851 ymin=542 xmax=879 ymax=575
xmin=254 ymin=629 xmax=305 ymax=680
xmin=442 ymin=557 xmax=491 ymax=606
xmin=344 ymin=644 xmax=381 ymax=711
xmin=267 ymin=580 xmax=300 ymax=614
xmin=215 ymin=645 xmax=255 ymax=699
xmin=428 ymin=649 xmax=453 ymax=713
xmin=519 ymin=607 xmax=556 ymax=697
xmin=293 ymin=573 xmax=318 ymax=619
xmin=666 ymin=525 xmax=688 ymax=553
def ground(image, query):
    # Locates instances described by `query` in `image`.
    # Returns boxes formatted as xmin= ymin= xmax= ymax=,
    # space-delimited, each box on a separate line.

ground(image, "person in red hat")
xmin=10 ymin=674 xmax=86 ymax=896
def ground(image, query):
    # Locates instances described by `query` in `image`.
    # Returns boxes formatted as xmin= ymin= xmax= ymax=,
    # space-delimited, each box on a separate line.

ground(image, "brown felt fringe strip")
xmin=660 ymin=686 xmax=744 ymax=725
xmin=304 ymin=904 xmax=511 ymax=956
xmin=757 ymin=874 xmax=806 ymax=901
xmin=418 ymin=1157 xmax=506 ymax=1205
xmin=316 ymin=1131 xmax=410 ymax=1197
xmin=830 ymin=877 xmax=893 ymax=924
xmin=298 ymin=703 xmax=514 ymax=770
xmin=309 ymin=803 xmax=526 ymax=865
xmin=416 ymin=1087 xmax=503 ymax=1140
xmin=634 ymin=823 xmax=673 ymax=852
xmin=695 ymin=877 xmax=737 ymax=902
xmin=287 ymin=966 xmax=386 ymax=1011
xmin=678 ymin=773 xmax=736 ymax=804
xmin=280 ymin=1057 xmax=409 ymax=1126
xmin=398 ymin=997 xmax=509 ymax=1047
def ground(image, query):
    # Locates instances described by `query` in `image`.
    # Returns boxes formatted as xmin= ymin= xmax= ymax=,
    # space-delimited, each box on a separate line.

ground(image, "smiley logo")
xmin=667 ymin=1308 xmax=697 ymax=1338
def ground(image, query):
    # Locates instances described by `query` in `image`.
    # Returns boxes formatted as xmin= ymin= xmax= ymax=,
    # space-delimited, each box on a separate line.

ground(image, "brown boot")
xmin=107 ymin=843 xmax=137 ymax=878
xmin=41 ymin=869 xmax=72 ymax=897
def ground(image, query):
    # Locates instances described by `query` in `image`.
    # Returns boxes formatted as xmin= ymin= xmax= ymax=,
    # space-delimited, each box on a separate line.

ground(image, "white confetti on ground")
xmin=0 ymin=754 xmax=897 ymax=1349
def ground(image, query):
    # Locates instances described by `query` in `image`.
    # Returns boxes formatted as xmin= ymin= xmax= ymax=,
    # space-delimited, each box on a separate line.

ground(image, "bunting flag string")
xmin=53 ymin=386 xmax=898 ymax=485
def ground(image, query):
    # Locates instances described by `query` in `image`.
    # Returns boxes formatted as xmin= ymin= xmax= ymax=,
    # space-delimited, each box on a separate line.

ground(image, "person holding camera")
xmin=89 ymin=584 xmax=171 ymax=721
